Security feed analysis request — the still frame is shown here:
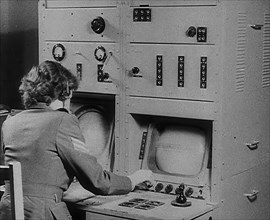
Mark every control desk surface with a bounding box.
[76,190,217,220]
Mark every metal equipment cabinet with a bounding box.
[39,0,270,219]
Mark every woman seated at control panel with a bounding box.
[0,60,153,220]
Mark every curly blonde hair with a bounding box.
[19,60,79,109]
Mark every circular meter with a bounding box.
[52,44,66,61]
[94,46,107,62]
[91,16,106,34]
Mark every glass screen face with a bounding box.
[76,107,112,168]
[148,125,207,176]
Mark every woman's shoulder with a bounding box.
[55,110,78,124]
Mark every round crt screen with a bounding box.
[76,107,111,168]
[155,125,207,176]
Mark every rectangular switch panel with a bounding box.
[200,57,207,89]
[133,8,151,22]
[197,27,207,42]
[156,55,163,86]
[76,63,82,80]
[97,64,104,82]
[139,132,148,160]
[178,56,185,87]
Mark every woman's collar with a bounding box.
[29,102,50,109]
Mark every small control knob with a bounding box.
[91,16,106,34]
[186,26,197,37]
[165,184,173,194]
[155,183,164,192]
[132,67,140,75]
[185,187,194,197]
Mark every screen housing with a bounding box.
[129,114,212,188]
[71,92,115,171]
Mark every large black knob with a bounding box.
[175,184,187,204]
[91,16,106,34]
[186,26,196,37]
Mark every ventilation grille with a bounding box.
[262,13,270,88]
[235,12,247,92]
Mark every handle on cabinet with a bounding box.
[246,141,259,150]
[244,190,259,202]
[249,24,263,30]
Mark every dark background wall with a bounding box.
[0,0,39,109]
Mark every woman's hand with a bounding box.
[128,169,154,190]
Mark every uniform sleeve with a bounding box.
[56,113,132,195]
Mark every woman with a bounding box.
[0,60,152,220]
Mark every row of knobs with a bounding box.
[154,182,193,197]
